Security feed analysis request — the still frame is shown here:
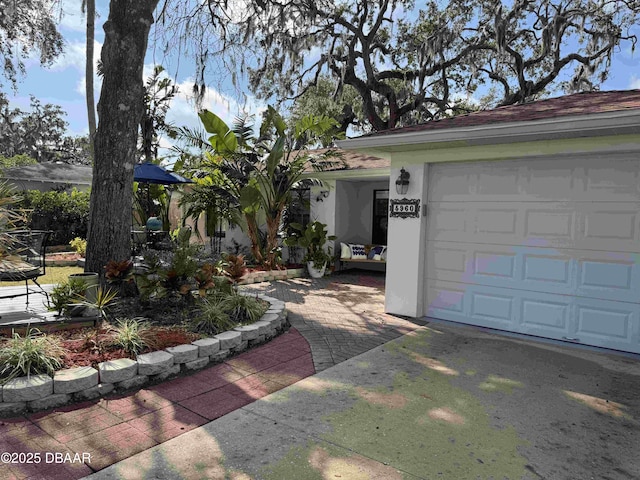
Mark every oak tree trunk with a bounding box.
[85,0,159,275]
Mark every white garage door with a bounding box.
[426,156,640,354]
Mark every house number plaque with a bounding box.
[390,198,420,218]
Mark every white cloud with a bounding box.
[51,39,102,73]
[630,76,640,89]
[58,0,88,32]
[166,75,265,133]
[58,0,108,35]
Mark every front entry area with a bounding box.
[425,156,640,354]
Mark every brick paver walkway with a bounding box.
[243,271,423,371]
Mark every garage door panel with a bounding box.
[574,299,640,352]
[429,201,640,252]
[582,204,640,246]
[427,281,640,353]
[584,163,640,199]
[521,298,571,333]
[522,254,571,286]
[575,252,640,302]
[475,209,518,235]
[429,242,640,303]
[427,242,575,296]
[524,209,575,240]
[470,292,514,324]
[429,156,640,203]
[474,250,516,279]
[428,285,465,314]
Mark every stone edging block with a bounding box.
[0,295,289,415]
[54,366,99,394]
[3,375,53,402]
[192,338,220,357]
[165,344,198,364]
[98,358,138,384]
[137,351,174,376]
[234,324,261,341]
[215,331,242,350]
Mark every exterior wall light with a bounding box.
[316,190,330,202]
[395,167,410,195]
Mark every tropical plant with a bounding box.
[192,296,234,335]
[164,228,200,298]
[193,107,344,270]
[140,65,179,163]
[49,277,89,316]
[135,251,167,303]
[111,317,156,357]
[82,287,119,322]
[105,259,137,297]
[222,253,248,285]
[194,262,220,297]
[0,329,64,382]
[285,221,337,269]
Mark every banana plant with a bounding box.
[192,107,345,270]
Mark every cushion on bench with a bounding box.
[340,243,387,261]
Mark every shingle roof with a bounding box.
[3,162,92,184]
[305,148,390,172]
[361,89,640,138]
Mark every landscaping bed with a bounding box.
[0,293,288,416]
[56,325,202,370]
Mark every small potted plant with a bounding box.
[284,221,336,278]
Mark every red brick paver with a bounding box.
[0,328,313,479]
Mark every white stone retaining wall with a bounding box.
[0,294,288,417]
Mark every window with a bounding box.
[372,189,389,245]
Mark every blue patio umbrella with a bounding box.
[133,162,193,225]
[133,162,193,185]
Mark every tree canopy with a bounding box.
[0,92,91,164]
[0,0,64,88]
[217,0,640,130]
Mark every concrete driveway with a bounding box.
[87,314,640,480]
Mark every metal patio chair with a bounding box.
[0,230,52,309]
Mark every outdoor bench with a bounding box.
[338,242,387,271]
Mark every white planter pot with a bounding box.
[307,262,326,278]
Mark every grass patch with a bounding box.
[0,266,83,287]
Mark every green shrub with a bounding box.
[0,329,64,382]
[111,318,155,357]
[20,188,90,245]
[69,237,87,256]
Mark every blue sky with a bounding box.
[5,0,259,145]
[4,0,640,144]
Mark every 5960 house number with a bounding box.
[390,198,420,218]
